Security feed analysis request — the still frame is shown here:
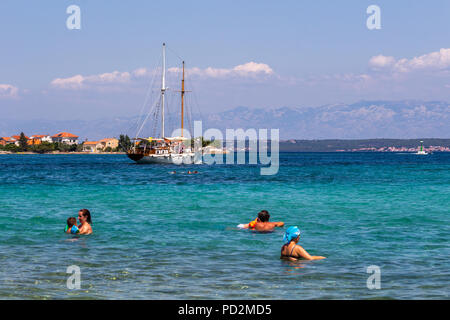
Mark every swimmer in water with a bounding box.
[170,171,176,174]
[65,217,79,234]
[77,209,93,235]
[238,210,284,232]
[280,226,325,261]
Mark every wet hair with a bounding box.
[79,209,92,224]
[257,210,270,222]
[67,217,77,227]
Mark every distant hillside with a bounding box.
[1,100,449,140]
[279,139,450,152]
[202,100,450,139]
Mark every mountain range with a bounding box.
[1,100,449,140]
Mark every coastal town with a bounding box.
[0,131,228,154]
[0,132,122,154]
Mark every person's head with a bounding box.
[67,217,77,228]
[78,209,92,224]
[257,210,270,222]
[283,226,301,245]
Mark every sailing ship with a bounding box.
[127,43,202,165]
[416,140,428,155]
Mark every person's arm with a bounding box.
[295,245,326,260]
[273,221,284,227]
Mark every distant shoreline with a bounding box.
[278,138,450,152]
[0,151,126,155]
[1,138,450,154]
[1,151,450,155]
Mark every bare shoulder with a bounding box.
[79,223,93,234]
[293,245,306,256]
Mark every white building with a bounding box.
[82,141,102,153]
[51,132,79,145]
[30,135,52,143]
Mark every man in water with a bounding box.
[239,210,284,232]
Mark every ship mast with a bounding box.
[161,43,166,138]
[181,61,185,137]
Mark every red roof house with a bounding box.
[51,132,79,145]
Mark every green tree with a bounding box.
[188,137,212,148]
[69,143,78,152]
[53,142,71,152]
[4,144,20,152]
[117,134,132,152]
[202,137,213,148]
[18,132,28,151]
[30,142,55,154]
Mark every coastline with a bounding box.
[0,151,126,155]
[2,150,450,155]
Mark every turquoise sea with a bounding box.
[0,153,448,299]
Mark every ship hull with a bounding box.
[127,152,202,165]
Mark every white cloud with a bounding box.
[93,71,131,83]
[51,71,131,89]
[0,84,19,98]
[233,62,274,75]
[50,75,84,89]
[369,55,396,68]
[50,62,274,90]
[133,68,149,77]
[369,48,450,73]
[168,61,274,78]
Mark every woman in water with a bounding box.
[281,226,325,261]
[78,209,93,235]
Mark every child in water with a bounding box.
[64,217,80,234]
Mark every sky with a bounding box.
[0,0,449,121]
